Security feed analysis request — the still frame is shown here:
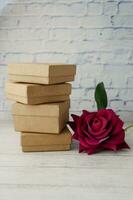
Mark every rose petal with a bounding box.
[84,112,96,125]
[88,124,112,140]
[86,145,103,155]
[102,143,117,151]
[117,141,130,150]
[87,148,95,155]
[81,128,99,143]
[72,132,79,140]
[71,114,80,124]
[82,110,90,117]
[97,109,112,121]
[111,118,124,135]
[84,137,100,146]
[68,121,76,132]
[104,130,125,146]
[99,116,108,129]
[91,118,102,130]
[79,137,89,148]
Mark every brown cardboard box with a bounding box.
[21,127,72,152]
[21,127,72,146]
[22,144,71,152]
[12,101,70,134]
[5,82,71,104]
[8,63,76,84]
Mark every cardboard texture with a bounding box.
[5,82,71,104]
[21,127,72,146]
[8,63,76,84]
[22,144,71,152]
[12,101,70,134]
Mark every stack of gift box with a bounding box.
[5,63,76,152]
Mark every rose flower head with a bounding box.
[68,82,129,155]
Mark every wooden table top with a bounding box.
[0,121,133,200]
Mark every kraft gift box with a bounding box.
[5,82,71,105]
[8,63,76,84]
[21,127,71,152]
[12,101,70,134]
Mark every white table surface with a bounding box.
[0,121,133,200]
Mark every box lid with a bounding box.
[5,82,71,97]
[8,63,76,77]
[21,127,72,146]
[12,101,70,117]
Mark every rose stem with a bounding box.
[124,124,133,132]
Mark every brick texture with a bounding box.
[0,0,133,122]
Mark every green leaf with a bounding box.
[94,82,108,110]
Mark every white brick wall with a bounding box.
[0,0,133,122]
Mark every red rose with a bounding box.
[68,109,129,155]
